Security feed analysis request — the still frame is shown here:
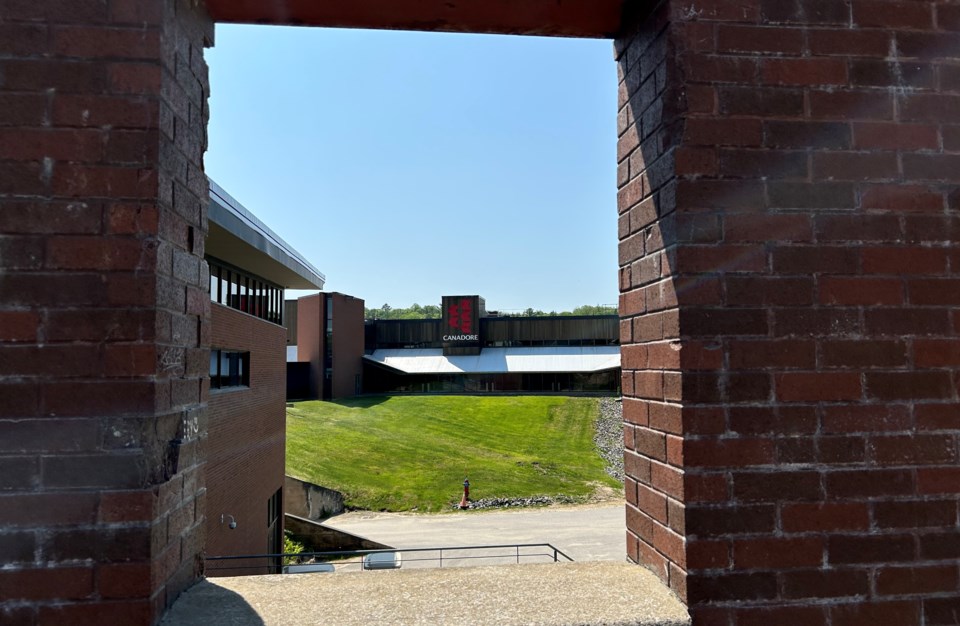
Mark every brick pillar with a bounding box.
[617,2,960,624]
[0,1,213,623]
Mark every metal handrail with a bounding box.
[206,543,574,574]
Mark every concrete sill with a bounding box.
[162,561,690,626]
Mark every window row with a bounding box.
[208,258,284,325]
[210,349,250,389]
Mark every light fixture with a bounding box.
[221,514,238,530]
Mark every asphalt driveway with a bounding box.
[321,501,627,567]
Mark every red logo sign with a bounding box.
[447,298,473,334]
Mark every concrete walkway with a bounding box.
[161,562,690,626]
[323,501,627,563]
[162,502,692,625]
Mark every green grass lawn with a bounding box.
[286,395,620,513]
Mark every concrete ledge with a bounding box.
[162,561,690,625]
[284,514,390,553]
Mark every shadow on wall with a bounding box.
[159,580,265,626]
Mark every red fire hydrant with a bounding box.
[459,478,470,509]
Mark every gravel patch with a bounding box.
[462,495,579,510]
[594,396,624,483]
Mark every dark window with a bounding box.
[207,257,284,325]
[209,349,250,389]
[322,295,334,400]
[209,265,219,302]
[266,488,283,573]
[267,488,281,527]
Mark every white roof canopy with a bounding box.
[363,347,621,375]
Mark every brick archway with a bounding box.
[1,1,958,625]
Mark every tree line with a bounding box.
[364,303,617,320]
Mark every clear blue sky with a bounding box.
[205,25,618,313]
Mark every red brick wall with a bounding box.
[0,1,212,623]
[330,293,365,399]
[616,0,687,599]
[297,293,323,399]
[617,2,960,624]
[295,293,365,400]
[206,304,286,572]
[4,1,959,623]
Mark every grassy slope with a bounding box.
[286,396,620,513]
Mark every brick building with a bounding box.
[204,182,325,572]
[288,294,621,397]
[295,292,366,400]
[1,2,958,625]
[363,296,621,394]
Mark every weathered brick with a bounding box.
[830,601,921,626]
[685,439,775,468]
[685,118,763,147]
[819,277,903,306]
[865,372,954,401]
[862,246,947,276]
[861,186,945,213]
[811,151,900,181]
[719,86,804,117]
[717,25,804,54]
[733,471,822,502]
[765,121,851,149]
[821,405,911,434]
[0,567,94,601]
[687,571,778,602]
[0,311,40,342]
[808,29,889,57]
[851,60,935,89]
[0,530,38,567]
[772,246,859,274]
[782,569,870,600]
[809,90,894,120]
[769,182,856,209]
[0,0,211,622]
[782,502,870,532]
[921,531,960,560]
[877,565,959,596]
[827,469,915,498]
[38,601,152,626]
[0,493,98,527]
[0,456,40,491]
[869,434,957,464]
[917,468,960,495]
[2,59,108,93]
[760,58,848,86]
[874,500,957,529]
[761,0,849,25]
[829,534,917,565]
[719,149,808,179]
[852,0,933,29]
[776,372,862,402]
[733,537,824,569]
[675,244,767,273]
[773,307,860,337]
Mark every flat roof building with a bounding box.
[364,302,621,394]
[290,295,621,397]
